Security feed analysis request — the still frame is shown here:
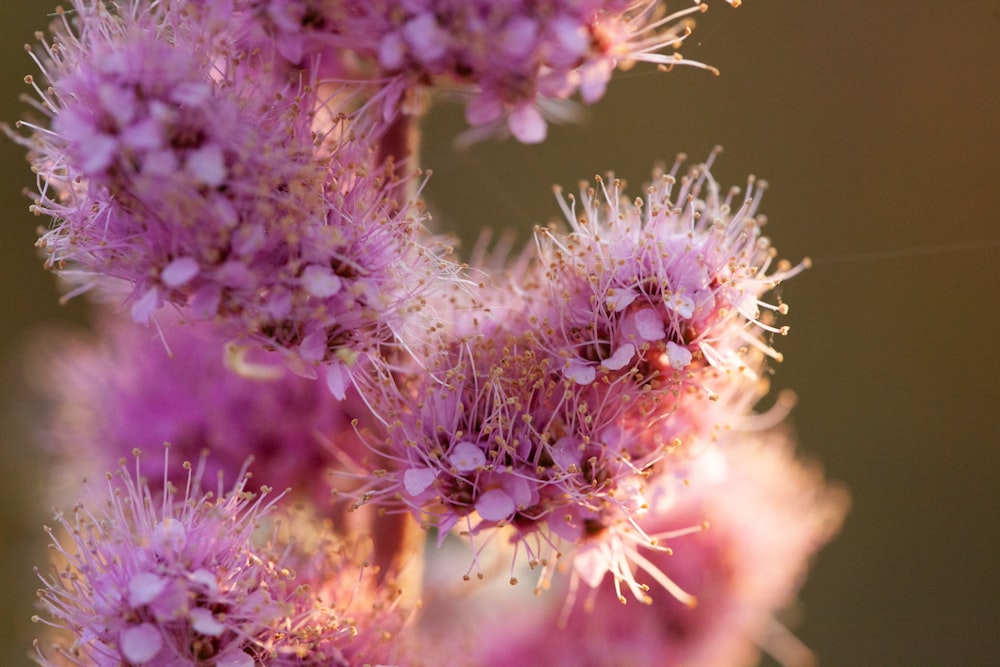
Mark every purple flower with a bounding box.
[32,451,415,666]
[10,1,456,391]
[471,429,848,667]
[351,312,661,581]
[34,310,373,508]
[527,149,809,459]
[252,0,732,143]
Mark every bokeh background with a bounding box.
[2,2,998,665]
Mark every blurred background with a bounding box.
[2,2,998,665]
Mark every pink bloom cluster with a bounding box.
[355,151,810,591]
[467,429,848,667]
[226,0,726,143]
[12,1,447,393]
[9,1,846,665]
[34,311,372,507]
[33,453,410,666]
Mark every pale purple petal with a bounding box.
[404,467,437,496]
[188,569,219,595]
[302,265,343,298]
[565,359,596,385]
[551,437,582,471]
[325,362,350,400]
[579,59,613,104]
[666,292,696,319]
[216,651,256,667]
[80,134,119,174]
[299,331,326,362]
[161,257,200,288]
[508,103,547,144]
[190,607,225,636]
[187,145,227,186]
[130,286,160,323]
[476,489,515,522]
[403,14,448,64]
[548,15,588,66]
[190,284,221,319]
[120,117,163,151]
[634,307,665,341]
[666,341,693,370]
[169,81,212,107]
[378,32,407,69]
[141,148,179,176]
[605,288,637,312]
[449,441,486,472]
[97,83,137,125]
[500,16,538,59]
[128,572,167,607]
[501,475,534,508]
[602,343,635,371]
[466,91,504,126]
[120,623,163,664]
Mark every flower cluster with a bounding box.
[33,452,411,666]
[10,1,448,393]
[224,0,732,143]
[10,1,847,665]
[467,429,848,667]
[33,311,373,508]
[354,150,810,592]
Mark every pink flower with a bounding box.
[32,451,416,666]
[10,1,456,391]
[473,429,848,667]
[34,310,372,508]
[298,0,729,143]
[526,149,809,460]
[349,309,662,580]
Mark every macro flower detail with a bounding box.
[7,2,849,665]
[472,430,848,667]
[32,452,414,667]
[9,1,455,392]
[247,0,732,143]
[518,150,808,465]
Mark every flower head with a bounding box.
[528,149,808,460]
[32,451,415,666]
[474,429,848,667]
[9,1,455,391]
[34,311,372,508]
[243,0,731,143]
[350,312,660,583]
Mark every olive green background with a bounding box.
[2,2,998,665]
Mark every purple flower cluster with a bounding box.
[468,429,848,667]
[35,311,373,508]
[12,1,448,393]
[222,0,728,143]
[9,1,846,665]
[353,151,810,592]
[33,453,410,666]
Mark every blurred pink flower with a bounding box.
[33,311,373,508]
[473,429,848,667]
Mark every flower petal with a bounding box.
[404,467,437,496]
[634,308,665,341]
[161,257,199,288]
[120,623,163,664]
[449,441,486,472]
[476,489,515,521]
[602,343,635,371]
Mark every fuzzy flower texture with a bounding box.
[11,1,845,666]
